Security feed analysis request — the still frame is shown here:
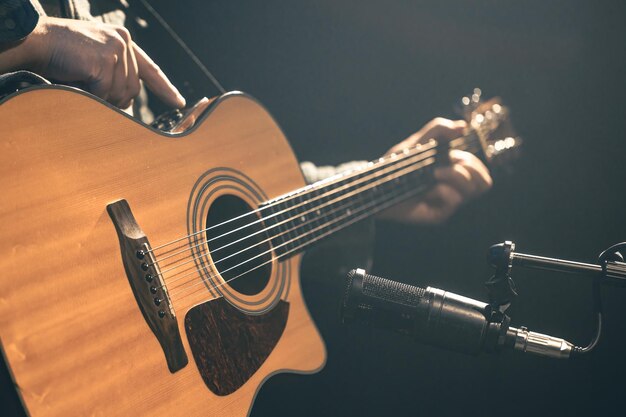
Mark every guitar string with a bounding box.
[153,147,439,279]
[174,188,427,310]
[161,152,441,293]
[151,143,438,270]
[146,139,438,258]
[167,143,476,296]
[164,143,481,298]
[145,133,478,257]
[162,158,438,285]
[172,168,434,305]
[157,141,478,289]
[153,140,477,283]
[166,139,484,301]
[172,166,443,310]
[169,142,478,306]
[149,136,479,276]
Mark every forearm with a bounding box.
[0,38,36,73]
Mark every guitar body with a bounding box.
[0,87,325,416]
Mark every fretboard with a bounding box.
[260,133,481,259]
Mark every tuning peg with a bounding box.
[471,87,482,103]
[456,87,483,121]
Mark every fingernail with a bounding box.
[176,92,186,108]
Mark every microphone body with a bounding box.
[342,269,574,358]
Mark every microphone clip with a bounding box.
[485,240,518,312]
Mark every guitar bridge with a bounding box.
[107,199,188,373]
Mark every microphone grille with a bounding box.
[362,272,425,308]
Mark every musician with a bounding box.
[0,1,492,416]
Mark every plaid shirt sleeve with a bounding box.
[300,160,369,184]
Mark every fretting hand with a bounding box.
[381,117,493,224]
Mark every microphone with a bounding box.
[341,268,575,359]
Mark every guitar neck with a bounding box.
[261,132,482,259]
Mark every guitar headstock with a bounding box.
[457,88,522,168]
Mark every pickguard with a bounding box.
[185,298,289,396]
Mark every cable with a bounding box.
[572,280,602,356]
[135,0,226,94]
[571,243,626,355]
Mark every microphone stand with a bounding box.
[486,241,626,357]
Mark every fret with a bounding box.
[260,201,284,255]
[295,193,308,224]
[290,193,309,251]
[309,187,323,232]
[282,199,298,254]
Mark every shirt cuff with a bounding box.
[300,160,369,184]
[0,1,40,43]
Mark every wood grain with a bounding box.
[0,87,326,417]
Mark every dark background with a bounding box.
[4,0,625,416]
[139,1,626,416]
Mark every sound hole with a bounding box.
[206,195,272,296]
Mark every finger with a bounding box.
[88,56,115,102]
[419,183,464,223]
[388,118,466,155]
[170,97,211,133]
[107,37,129,107]
[415,118,466,144]
[133,42,186,108]
[433,163,477,199]
[417,183,463,224]
[118,28,140,109]
[449,149,493,193]
[116,44,140,109]
[382,183,463,224]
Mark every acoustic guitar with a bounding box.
[0,86,518,416]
